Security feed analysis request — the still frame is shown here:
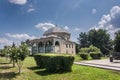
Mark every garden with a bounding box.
[0,56,120,80]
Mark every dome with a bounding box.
[43,27,70,36]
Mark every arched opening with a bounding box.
[45,41,53,53]
[55,41,60,46]
[32,43,37,54]
[55,41,60,53]
[38,42,44,53]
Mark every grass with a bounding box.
[0,56,120,80]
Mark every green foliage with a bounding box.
[79,45,102,59]
[78,29,113,55]
[90,52,102,59]
[114,30,120,52]
[18,43,30,61]
[79,53,88,60]
[1,57,120,80]
[89,45,100,52]
[77,32,89,48]
[79,48,90,53]
[34,54,74,73]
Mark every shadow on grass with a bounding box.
[0,66,13,69]
[28,66,70,76]
[28,66,41,70]
[0,62,10,64]
[0,72,18,79]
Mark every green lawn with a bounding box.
[0,56,120,80]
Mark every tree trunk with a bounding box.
[13,59,15,67]
[17,60,23,74]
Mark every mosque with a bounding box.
[28,26,76,54]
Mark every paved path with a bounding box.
[74,59,120,71]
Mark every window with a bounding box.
[66,44,68,48]
[72,44,73,48]
[55,41,60,46]
[69,44,71,48]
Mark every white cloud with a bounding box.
[64,26,69,30]
[90,6,120,39]
[27,4,35,13]
[74,28,80,31]
[0,38,12,49]
[27,8,35,12]
[6,33,36,40]
[92,8,97,14]
[35,22,55,31]
[9,0,27,5]
[0,38,10,44]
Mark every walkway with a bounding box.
[74,59,120,71]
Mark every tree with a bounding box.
[10,43,18,67]
[78,29,112,55]
[114,30,120,52]
[16,43,30,74]
[75,43,80,54]
[88,29,112,55]
[77,32,89,48]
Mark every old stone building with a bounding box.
[28,26,76,54]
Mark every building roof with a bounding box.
[43,27,70,36]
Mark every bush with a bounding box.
[34,54,74,73]
[89,45,100,52]
[79,53,88,60]
[79,48,90,53]
[90,52,102,59]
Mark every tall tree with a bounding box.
[10,43,18,67]
[78,29,112,55]
[114,30,120,52]
[77,32,89,48]
[88,29,112,55]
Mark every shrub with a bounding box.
[90,52,102,59]
[79,48,90,53]
[89,45,100,52]
[79,53,88,60]
[34,54,49,68]
[34,54,74,73]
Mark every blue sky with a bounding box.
[0,0,120,49]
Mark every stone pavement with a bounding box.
[74,59,120,71]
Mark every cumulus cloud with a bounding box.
[9,0,27,5]
[6,33,36,40]
[0,38,10,44]
[91,6,120,39]
[64,26,69,30]
[35,22,55,31]
[92,8,97,14]
[0,38,12,49]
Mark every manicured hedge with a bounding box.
[90,52,102,59]
[34,54,74,73]
[79,53,88,60]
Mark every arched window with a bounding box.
[38,42,43,47]
[33,43,37,47]
[45,41,53,53]
[45,41,52,46]
[55,41,60,46]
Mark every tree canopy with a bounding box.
[78,29,112,55]
[114,30,120,52]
